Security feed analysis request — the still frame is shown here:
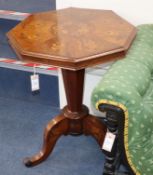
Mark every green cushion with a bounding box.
[92,24,153,175]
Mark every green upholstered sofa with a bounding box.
[92,24,153,175]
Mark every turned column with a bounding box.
[62,69,85,113]
[61,69,89,135]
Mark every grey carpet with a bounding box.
[0,0,55,13]
[0,97,104,175]
[0,67,59,107]
[0,19,20,58]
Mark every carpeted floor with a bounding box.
[0,0,55,13]
[0,19,20,58]
[0,96,104,175]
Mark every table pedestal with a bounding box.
[24,69,106,167]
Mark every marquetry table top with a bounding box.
[7,8,137,70]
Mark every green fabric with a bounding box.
[92,24,153,175]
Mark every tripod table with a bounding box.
[7,7,136,167]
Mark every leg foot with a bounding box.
[24,115,69,167]
[24,157,34,167]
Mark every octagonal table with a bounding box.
[7,8,136,169]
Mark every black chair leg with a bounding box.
[102,110,119,175]
[98,105,132,175]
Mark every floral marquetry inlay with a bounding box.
[7,8,136,70]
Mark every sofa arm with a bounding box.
[91,24,153,175]
[92,81,141,112]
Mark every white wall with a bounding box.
[57,0,153,115]
[56,0,153,25]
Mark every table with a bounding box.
[7,8,136,168]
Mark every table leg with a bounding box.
[24,69,106,167]
[24,114,69,167]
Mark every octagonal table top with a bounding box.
[7,8,137,70]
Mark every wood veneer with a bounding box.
[7,8,136,172]
[7,8,136,70]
